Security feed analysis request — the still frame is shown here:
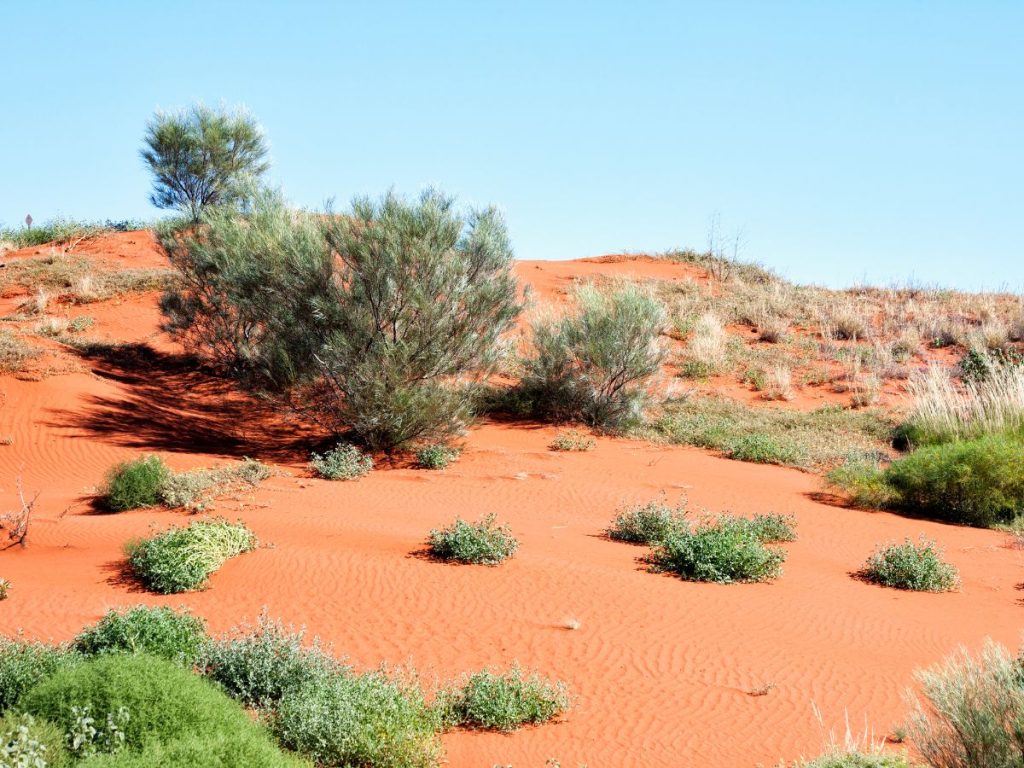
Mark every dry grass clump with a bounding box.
[0,330,40,374]
[1,252,173,304]
[762,365,795,401]
[680,312,728,378]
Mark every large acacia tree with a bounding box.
[142,105,269,221]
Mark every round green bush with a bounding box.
[648,517,786,583]
[20,654,262,752]
[101,457,171,512]
[74,606,208,665]
[607,500,688,545]
[860,538,959,592]
[309,443,373,480]
[427,514,519,565]
[442,665,570,732]
[78,732,307,768]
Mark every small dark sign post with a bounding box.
[24,215,32,229]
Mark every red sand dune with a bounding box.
[1,235,1021,767]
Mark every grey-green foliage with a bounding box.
[0,638,79,713]
[66,705,129,760]
[522,283,665,429]
[607,499,688,544]
[0,713,69,768]
[73,606,208,666]
[141,104,269,221]
[428,514,519,565]
[860,537,959,592]
[647,516,787,583]
[438,665,570,732]
[309,443,373,480]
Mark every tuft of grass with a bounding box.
[159,458,272,511]
[607,499,688,544]
[647,516,788,584]
[309,443,373,480]
[126,518,256,594]
[100,456,171,512]
[859,537,959,592]
[1,251,173,302]
[0,330,40,374]
[415,444,460,470]
[0,578,9,600]
[428,514,519,565]
[438,665,570,732]
[548,430,596,452]
[74,606,208,665]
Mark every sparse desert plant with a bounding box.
[126,518,256,594]
[0,636,79,712]
[827,304,870,341]
[141,104,269,221]
[755,311,790,343]
[548,429,596,452]
[1,476,38,550]
[439,665,570,732]
[647,516,787,583]
[273,668,440,768]
[200,612,346,710]
[74,606,208,665]
[309,443,373,480]
[740,513,799,543]
[763,365,795,401]
[0,330,40,374]
[607,499,688,544]
[159,458,272,511]
[100,456,171,512]
[725,433,806,466]
[521,282,665,429]
[416,444,460,470]
[681,311,728,378]
[428,514,519,565]
[859,538,959,592]
[0,579,9,600]
[907,639,1024,768]
[795,752,911,767]
[850,372,883,408]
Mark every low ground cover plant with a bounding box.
[438,665,570,732]
[309,443,373,480]
[126,518,256,594]
[415,444,460,470]
[859,538,959,592]
[0,330,40,374]
[647,515,788,583]
[607,499,688,544]
[73,606,208,666]
[548,430,596,452]
[427,514,519,565]
[795,753,911,767]
[101,457,272,512]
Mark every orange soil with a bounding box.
[2,235,1021,767]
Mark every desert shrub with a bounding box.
[141,104,269,221]
[100,456,171,512]
[200,613,345,710]
[740,513,798,543]
[159,458,272,511]
[79,732,307,768]
[647,517,786,583]
[73,606,208,665]
[309,443,373,480]
[273,669,440,768]
[607,499,688,544]
[907,639,1024,768]
[0,331,40,375]
[725,433,806,466]
[20,654,276,754]
[427,514,519,565]
[548,430,595,452]
[0,712,70,768]
[520,282,665,429]
[859,538,959,592]
[825,458,895,509]
[0,637,79,713]
[439,665,570,732]
[882,434,1024,527]
[126,518,256,594]
[681,312,729,378]
[415,444,460,470]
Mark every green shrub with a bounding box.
[740,513,798,543]
[200,613,345,710]
[309,443,373,480]
[141,104,269,221]
[126,518,256,594]
[20,655,262,752]
[647,517,787,583]
[78,732,307,768]
[724,433,806,466]
[607,500,688,544]
[439,665,569,732]
[0,637,79,712]
[520,283,665,429]
[159,459,272,512]
[415,444,459,470]
[548,430,596,452]
[0,712,71,768]
[826,458,895,509]
[74,606,208,665]
[428,514,519,565]
[860,538,959,592]
[274,670,440,768]
[100,457,171,512]
[883,434,1024,526]
[908,640,1024,768]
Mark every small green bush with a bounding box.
[427,514,519,565]
[0,637,79,712]
[647,517,787,583]
[20,655,261,752]
[607,500,688,544]
[548,430,596,452]
[415,444,459,470]
[200,613,345,710]
[0,712,71,768]
[439,665,570,732]
[74,606,208,665]
[860,538,959,592]
[274,670,440,768]
[126,518,256,594]
[100,457,171,512]
[740,513,798,543]
[309,443,373,480]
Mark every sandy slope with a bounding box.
[1,235,1021,767]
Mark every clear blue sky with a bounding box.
[2,1,1020,290]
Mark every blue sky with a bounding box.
[1,1,1020,290]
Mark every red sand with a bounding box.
[2,236,1021,767]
